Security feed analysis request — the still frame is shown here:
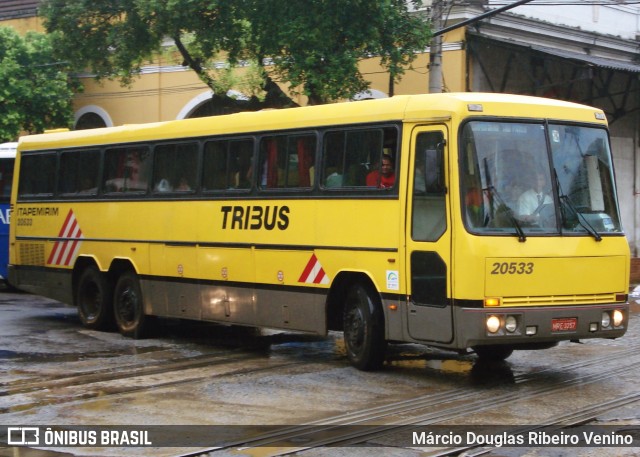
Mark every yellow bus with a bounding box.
[9,93,629,370]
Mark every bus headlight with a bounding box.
[486,315,501,334]
[612,309,624,327]
[601,312,611,328]
[505,315,517,333]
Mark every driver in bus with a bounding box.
[518,171,552,222]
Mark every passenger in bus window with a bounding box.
[366,154,395,188]
[155,178,172,192]
[325,169,343,187]
[176,176,191,191]
[323,147,343,188]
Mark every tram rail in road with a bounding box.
[1,293,639,457]
[174,348,640,457]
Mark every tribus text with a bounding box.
[220,205,290,230]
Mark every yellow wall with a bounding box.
[1,17,44,34]
[3,15,469,127]
[76,68,207,125]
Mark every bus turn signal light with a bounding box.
[485,297,501,307]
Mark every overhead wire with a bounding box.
[489,1,640,5]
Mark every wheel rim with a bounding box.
[116,284,138,327]
[345,297,366,355]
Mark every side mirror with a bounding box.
[424,140,446,194]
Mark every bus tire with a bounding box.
[343,282,387,371]
[473,345,514,362]
[113,271,146,338]
[76,266,113,330]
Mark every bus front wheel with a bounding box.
[343,283,387,371]
[76,266,112,330]
[113,271,146,338]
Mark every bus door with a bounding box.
[405,126,453,343]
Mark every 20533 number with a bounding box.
[491,262,534,275]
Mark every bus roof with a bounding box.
[0,142,17,159]
[17,93,607,151]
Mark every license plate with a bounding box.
[552,318,577,332]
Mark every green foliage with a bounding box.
[41,0,432,106]
[0,27,76,142]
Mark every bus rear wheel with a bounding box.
[113,271,146,338]
[76,266,112,330]
[343,283,387,371]
[473,345,514,362]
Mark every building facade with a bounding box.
[2,0,640,258]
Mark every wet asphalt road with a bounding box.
[0,288,639,457]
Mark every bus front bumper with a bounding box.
[456,303,628,349]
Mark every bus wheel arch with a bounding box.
[109,260,146,339]
[73,257,113,330]
[329,272,387,371]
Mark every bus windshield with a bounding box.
[460,121,622,238]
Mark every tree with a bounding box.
[250,0,430,104]
[41,0,431,108]
[0,27,76,142]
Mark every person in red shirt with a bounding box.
[366,154,395,188]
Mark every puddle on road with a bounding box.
[0,346,168,363]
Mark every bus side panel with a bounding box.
[254,249,326,334]
[10,264,73,305]
[199,246,256,325]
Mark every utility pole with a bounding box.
[428,0,445,94]
[427,0,538,94]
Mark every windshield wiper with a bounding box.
[485,185,526,242]
[558,194,602,241]
[553,169,601,241]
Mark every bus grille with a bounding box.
[501,293,618,306]
[19,243,45,266]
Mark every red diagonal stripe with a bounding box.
[48,210,82,265]
[54,219,76,265]
[48,210,75,264]
[298,254,318,283]
[313,268,326,284]
[58,209,74,237]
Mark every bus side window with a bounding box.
[322,131,345,188]
[346,130,381,187]
[18,153,57,197]
[203,140,229,191]
[259,137,283,189]
[104,147,151,194]
[0,158,14,200]
[412,131,446,241]
[153,142,197,193]
[287,134,316,188]
[229,139,254,190]
[322,126,398,190]
[259,134,315,189]
[59,150,100,195]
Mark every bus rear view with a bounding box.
[0,142,16,282]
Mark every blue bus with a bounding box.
[0,142,16,282]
